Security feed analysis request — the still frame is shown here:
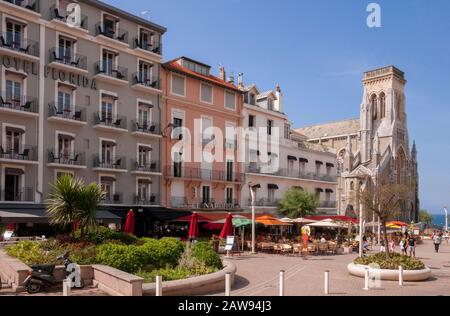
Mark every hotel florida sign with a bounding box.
[1,55,97,90]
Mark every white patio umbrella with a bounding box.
[280,218,294,223]
[293,218,316,224]
[306,221,346,228]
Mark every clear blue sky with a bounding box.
[105,0,450,214]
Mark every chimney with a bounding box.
[238,73,244,89]
[219,65,226,81]
[227,72,235,85]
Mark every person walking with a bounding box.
[433,233,442,253]
[407,235,417,258]
[389,238,395,253]
[379,238,386,253]
[399,236,407,256]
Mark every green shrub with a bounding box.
[5,241,59,265]
[74,226,138,245]
[140,238,184,268]
[135,266,192,283]
[354,252,425,270]
[96,243,147,273]
[191,241,223,270]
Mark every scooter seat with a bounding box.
[31,264,55,273]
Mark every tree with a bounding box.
[46,175,105,236]
[359,182,410,258]
[278,188,318,219]
[419,209,433,229]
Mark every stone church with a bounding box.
[295,66,419,222]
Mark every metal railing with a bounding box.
[48,103,86,122]
[0,145,37,161]
[0,187,34,202]
[93,155,126,169]
[247,198,281,207]
[93,112,127,130]
[101,192,123,204]
[133,194,160,206]
[95,23,128,44]
[245,164,337,182]
[49,5,88,30]
[0,32,39,57]
[131,159,161,173]
[132,37,162,55]
[131,120,161,135]
[47,149,85,166]
[49,47,87,70]
[3,0,40,13]
[95,61,128,81]
[131,72,160,89]
[165,166,244,182]
[170,197,241,210]
[318,201,337,208]
[0,92,38,113]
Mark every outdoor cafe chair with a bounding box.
[318,243,328,255]
[280,244,292,255]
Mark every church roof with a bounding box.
[295,118,360,140]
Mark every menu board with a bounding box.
[224,236,236,251]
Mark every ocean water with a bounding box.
[432,214,447,228]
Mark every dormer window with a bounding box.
[180,58,210,76]
[268,98,274,111]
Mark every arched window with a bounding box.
[350,181,354,190]
[370,94,377,120]
[379,92,386,118]
[396,93,403,120]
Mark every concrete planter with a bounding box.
[142,259,237,296]
[347,262,432,281]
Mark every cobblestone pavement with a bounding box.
[221,240,450,296]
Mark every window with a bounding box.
[138,103,152,127]
[137,180,150,201]
[226,160,233,182]
[201,117,212,143]
[103,16,117,37]
[102,50,115,75]
[5,127,22,155]
[101,95,114,124]
[138,61,153,85]
[5,76,22,108]
[171,74,185,96]
[315,161,322,175]
[200,83,213,103]
[248,115,255,128]
[58,36,74,62]
[226,187,233,204]
[268,189,275,202]
[288,159,294,172]
[379,93,386,118]
[267,120,273,136]
[101,141,115,164]
[173,161,182,177]
[225,91,236,110]
[371,94,377,120]
[202,186,211,204]
[100,177,115,201]
[268,98,274,111]
[248,93,255,105]
[172,117,183,140]
[139,29,152,50]
[299,161,306,173]
[57,86,72,115]
[138,146,151,166]
[57,134,73,161]
[6,20,24,50]
[284,124,290,139]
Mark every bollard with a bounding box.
[279,270,285,296]
[324,270,329,295]
[63,279,71,296]
[155,276,162,296]
[225,273,231,296]
[398,266,403,286]
[363,268,369,290]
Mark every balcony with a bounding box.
[48,48,88,74]
[0,32,39,60]
[245,164,337,183]
[318,201,337,208]
[0,187,34,202]
[1,0,40,15]
[247,198,280,208]
[133,194,160,206]
[132,37,162,56]
[93,113,128,133]
[131,160,161,175]
[130,121,161,138]
[47,149,86,169]
[0,92,38,118]
[131,73,161,93]
[101,192,123,205]
[95,23,129,46]
[0,145,38,165]
[170,197,241,210]
[94,61,128,85]
[93,155,127,173]
[47,103,87,126]
[49,5,88,32]
[165,166,244,183]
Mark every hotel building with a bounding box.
[161,57,244,213]
[0,0,181,235]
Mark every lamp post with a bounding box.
[445,206,448,232]
[359,202,364,257]
[248,183,260,254]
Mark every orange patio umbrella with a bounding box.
[256,215,292,226]
[387,221,408,227]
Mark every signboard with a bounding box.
[3,231,13,241]
[224,236,236,251]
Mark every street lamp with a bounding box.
[248,182,261,254]
[444,206,448,232]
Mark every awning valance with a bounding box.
[6,127,25,134]
[58,134,75,141]
[138,179,152,184]
[287,155,297,161]
[316,188,324,193]
[101,176,116,182]
[325,189,334,193]
[299,158,309,163]
[5,168,24,176]
[102,140,117,147]
[326,163,335,168]
[315,160,324,165]
[268,184,279,190]
[101,93,119,100]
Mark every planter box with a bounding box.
[347,263,432,281]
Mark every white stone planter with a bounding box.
[347,263,432,281]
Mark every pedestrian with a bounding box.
[407,235,416,258]
[379,238,386,253]
[399,237,406,256]
[389,238,395,253]
[433,233,442,253]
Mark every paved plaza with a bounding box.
[223,240,450,296]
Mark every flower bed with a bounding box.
[353,253,425,270]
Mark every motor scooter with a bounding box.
[23,251,85,294]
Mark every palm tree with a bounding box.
[46,175,105,236]
[278,188,318,219]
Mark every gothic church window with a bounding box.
[379,92,386,118]
[370,94,377,120]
